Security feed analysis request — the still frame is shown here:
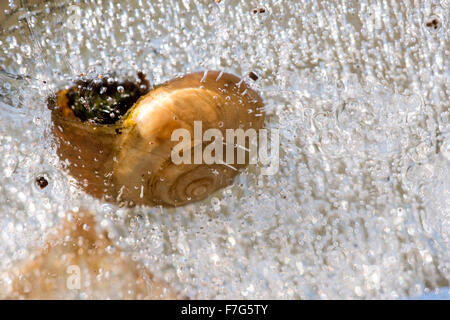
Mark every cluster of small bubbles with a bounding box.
[1,0,449,299]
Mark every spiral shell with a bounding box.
[52,71,265,206]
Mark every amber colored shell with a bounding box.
[52,71,265,206]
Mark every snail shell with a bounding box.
[3,210,182,299]
[52,71,265,206]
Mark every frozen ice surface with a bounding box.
[0,0,449,299]
[409,286,450,300]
